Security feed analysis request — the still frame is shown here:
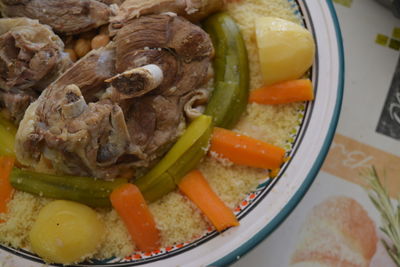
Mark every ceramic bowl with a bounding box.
[0,0,344,266]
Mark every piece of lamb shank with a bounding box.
[15,12,216,179]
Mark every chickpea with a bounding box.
[74,38,91,58]
[64,48,77,62]
[99,25,109,35]
[80,30,97,40]
[91,34,110,50]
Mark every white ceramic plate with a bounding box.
[0,0,344,266]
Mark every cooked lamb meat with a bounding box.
[0,0,110,34]
[183,88,209,121]
[16,14,214,179]
[105,64,164,99]
[0,18,72,122]
[110,14,214,158]
[98,0,123,5]
[114,14,214,96]
[0,90,35,122]
[124,95,183,159]
[0,18,66,90]
[110,0,224,32]
[16,84,142,178]
[54,45,116,102]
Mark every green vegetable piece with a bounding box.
[0,115,16,156]
[135,115,213,202]
[168,124,212,184]
[203,12,249,129]
[136,172,176,203]
[10,168,127,207]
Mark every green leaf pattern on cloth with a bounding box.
[365,167,400,266]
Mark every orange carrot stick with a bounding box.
[110,184,160,252]
[0,156,15,221]
[210,127,285,169]
[178,170,239,232]
[249,79,314,105]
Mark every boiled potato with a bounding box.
[29,200,105,264]
[255,17,315,85]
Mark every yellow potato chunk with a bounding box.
[255,17,315,85]
[29,200,105,264]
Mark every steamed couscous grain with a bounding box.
[236,102,303,148]
[0,0,304,260]
[95,209,135,259]
[150,192,210,247]
[0,192,50,249]
[199,157,266,209]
